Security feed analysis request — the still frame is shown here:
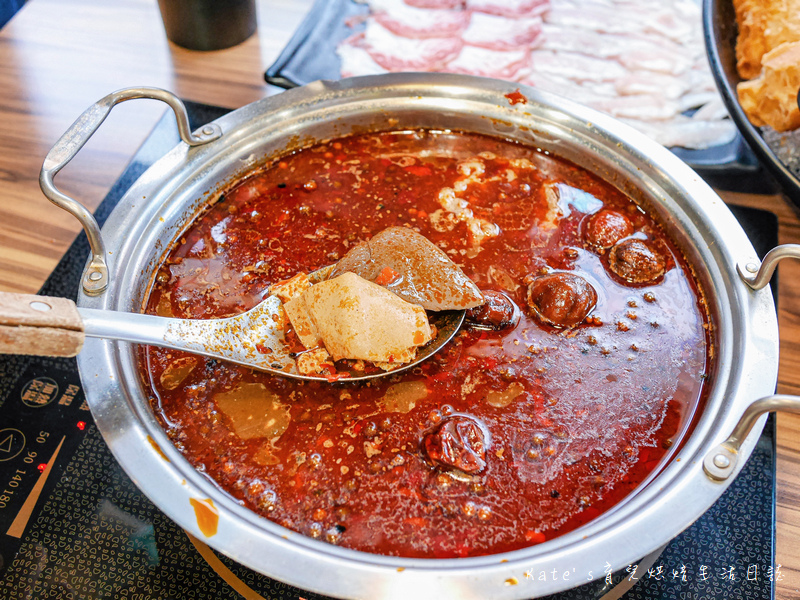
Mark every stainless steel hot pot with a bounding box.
[39,73,800,599]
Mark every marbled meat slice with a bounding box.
[530,49,627,83]
[539,25,694,76]
[370,0,471,38]
[466,0,549,18]
[363,21,462,70]
[445,45,530,79]
[296,272,433,363]
[617,116,736,150]
[405,0,465,7]
[338,35,389,78]
[328,226,484,311]
[545,1,697,46]
[588,94,684,121]
[462,12,543,50]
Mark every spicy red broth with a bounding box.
[141,130,711,558]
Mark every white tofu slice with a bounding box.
[296,272,432,363]
[283,294,322,349]
[269,272,311,304]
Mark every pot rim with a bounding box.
[75,73,778,599]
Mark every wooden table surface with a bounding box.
[0,0,798,597]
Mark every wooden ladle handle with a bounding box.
[0,292,85,357]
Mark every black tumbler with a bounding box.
[157,0,257,51]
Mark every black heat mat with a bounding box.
[0,102,779,599]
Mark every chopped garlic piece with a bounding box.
[297,347,335,376]
[431,158,502,249]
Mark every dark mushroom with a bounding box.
[424,416,487,474]
[466,290,520,330]
[608,239,666,283]
[526,272,598,328]
[584,209,634,250]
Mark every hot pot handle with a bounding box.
[704,244,800,481]
[704,395,800,481]
[38,87,222,296]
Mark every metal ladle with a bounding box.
[0,291,464,382]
